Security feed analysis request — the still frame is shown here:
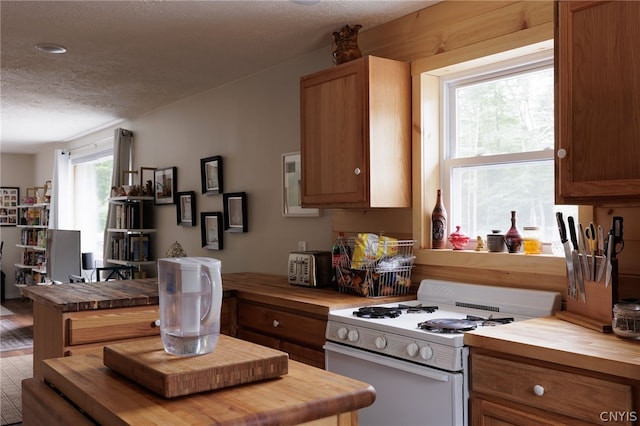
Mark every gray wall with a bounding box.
[13,48,336,287]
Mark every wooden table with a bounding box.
[22,340,376,426]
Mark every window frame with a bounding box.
[439,55,557,245]
[69,145,113,267]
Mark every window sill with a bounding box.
[414,248,567,278]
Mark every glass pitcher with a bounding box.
[157,257,223,356]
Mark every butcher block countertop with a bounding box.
[464,316,640,380]
[38,345,376,425]
[21,272,414,313]
[21,278,160,311]
[222,272,416,314]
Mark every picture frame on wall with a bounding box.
[154,167,177,205]
[201,211,223,250]
[0,187,19,226]
[282,152,320,217]
[139,167,156,197]
[200,155,223,195]
[176,191,196,226]
[223,192,247,233]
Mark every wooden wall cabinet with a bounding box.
[555,1,640,204]
[470,349,637,425]
[300,55,411,208]
[236,300,327,368]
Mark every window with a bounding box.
[439,53,576,247]
[70,150,113,266]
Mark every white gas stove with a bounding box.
[324,279,561,426]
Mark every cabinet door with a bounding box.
[556,1,640,203]
[300,59,369,207]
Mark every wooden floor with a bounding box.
[1,297,34,358]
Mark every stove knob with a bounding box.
[347,329,359,342]
[337,327,348,340]
[406,342,419,357]
[420,345,434,360]
[374,336,387,349]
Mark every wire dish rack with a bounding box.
[333,237,415,297]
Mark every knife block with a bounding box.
[556,256,618,332]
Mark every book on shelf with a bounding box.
[113,202,151,229]
[110,233,150,262]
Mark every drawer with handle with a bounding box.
[471,352,633,424]
[66,306,160,346]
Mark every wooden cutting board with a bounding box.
[103,335,288,398]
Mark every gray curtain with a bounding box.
[102,128,133,265]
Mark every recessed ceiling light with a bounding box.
[35,43,67,54]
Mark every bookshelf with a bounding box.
[15,203,49,285]
[106,196,155,271]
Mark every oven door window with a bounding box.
[325,342,466,426]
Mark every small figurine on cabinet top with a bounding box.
[332,24,363,65]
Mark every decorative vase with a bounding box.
[505,211,523,253]
[431,189,447,249]
[448,226,470,250]
[332,24,363,65]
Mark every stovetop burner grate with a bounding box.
[353,306,403,318]
[418,315,515,333]
[353,304,439,318]
[398,304,438,313]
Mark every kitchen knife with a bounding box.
[577,223,591,282]
[556,212,577,300]
[596,232,607,283]
[605,216,624,288]
[568,216,586,302]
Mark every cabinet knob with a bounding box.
[557,149,567,159]
[272,319,280,328]
[354,168,361,176]
[533,384,545,396]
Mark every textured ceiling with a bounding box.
[1,0,438,154]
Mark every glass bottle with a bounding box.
[505,211,523,253]
[523,226,542,254]
[431,189,447,249]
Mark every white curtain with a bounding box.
[103,128,133,264]
[49,149,72,230]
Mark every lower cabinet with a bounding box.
[469,349,637,426]
[236,300,326,368]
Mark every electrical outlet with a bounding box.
[298,241,307,251]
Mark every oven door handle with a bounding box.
[324,342,452,382]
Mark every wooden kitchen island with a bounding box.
[21,273,415,378]
[22,339,376,426]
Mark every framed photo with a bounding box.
[0,187,19,226]
[201,212,223,250]
[282,152,319,217]
[154,167,177,205]
[200,155,223,195]
[176,191,196,226]
[223,192,247,233]
[139,167,156,197]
